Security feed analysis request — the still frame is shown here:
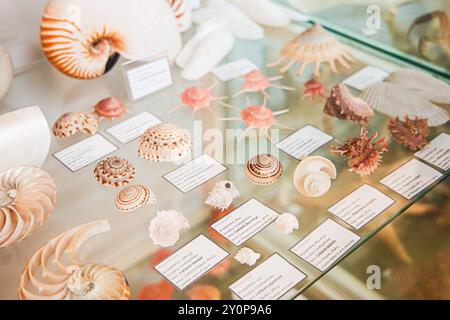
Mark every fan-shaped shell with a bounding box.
[0,106,51,173]
[94,97,127,121]
[53,112,99,138]
[115,185,156,212]
[245,154,283,185]
[168,0,192,32]
[293,156,337,198]
[40,0,181,79]
[18,220,130,300]
[0,45,13,102]
[138,123,192,162]
[0,166,56,248]
[94,156,135,187]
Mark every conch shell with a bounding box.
[53,112,99,138]
[18,220,130,300]
[205,181,240,212]
[234,247,261,266]
[40,0,181,79]
[293,156,337,198]
[94,156,135,187]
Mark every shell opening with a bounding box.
[0,189,17,207]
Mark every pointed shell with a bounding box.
[234,247,261,266]
[245,154,283,185]
[205,181,240,212]
[293,156,337,197]
[53,112,99,138]
[94,97,127,121]
[115,185,156,212]
[18,220,130,300]
[94,156,135,187]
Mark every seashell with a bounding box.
[228,0,290,28]
[53,112,99,138]
[0,166,56,248]
[234,247,261,266]
[301,79,326,101]
[360,82,449,127]
[267,24,356,77]
[40,0,181,80]
[186,284,221,300]
[324,84,374,125]
[168,0,192,32]
[275,213,299,235]
[293,156,337,198]
[138,123,192,163]
[94,156,135,187]
[0,45,13,102]
[115,185,156,212]
[138,280,174,300]
[233,70,295,100]
[18,220,130,300]
[388,116,429,151]
[169,85,228,116]
[205,181,240,212]
[245,154,283,185]
[149,210,190,248]
[0,106,51,173]
[94,97,128,121]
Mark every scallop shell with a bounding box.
[53,112,99,138]
[234,247,261,266]
[94,156,135,187]
[0,45,13,102]
[168,0,192,32]
[0,166,56,248]
[293,156,337,198]
[40,0,181,80]
[0,106,51,173]
[205,181,240,212]
[138,123,192,162]
[115,185,156,212]
[94,97,127,121]
[245,154,283,185]
[18,220,130,300]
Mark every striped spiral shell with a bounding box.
[53,112,99,138]
[18,220,130,300]
[168,0,192,32]
[245,154,283,185]
[115,185,156,213]
[0,166,56,248]
[94,156,135,187]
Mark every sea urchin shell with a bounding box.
[94,156,135,187]
[388,116,429,151]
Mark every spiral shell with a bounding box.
[18,220,130,300]
[94,156,135,187]
[293,156,337,198]
[168,0,192,32]
[115,185,156,212]
[245,154,283,185]
[0,166,56,248]
[234,247,261,266]
[53,112,99,138]
[94,97,127,121]
[138,123,192,162]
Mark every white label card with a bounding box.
[329,184,395,230]
[343,65,389,91]
[106,112,162,144]
[210,198,280,246]
[415,133,450,171]
[124,56,173,101]
[229,254,307,300]
[155,235,229,290]
[380,159,443,200]
[164,154,227,193]
[276,125,333,160]
[291,219,360,272]
[53,134,118,172]
[212,59,258,82]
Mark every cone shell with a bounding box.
[94,156,135,187]
[245,154,283,185]
[94,97,127,121]
[115,185,156,212]
[293,156,336,198]
[53,112,99,138]
[138,123,192,162]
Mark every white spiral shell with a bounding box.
[234,247,261,266]
[275,213,299,235]
[205,181,240,212]
[168,0,193,32]
[18,220,130,300]
[293,156,337,198]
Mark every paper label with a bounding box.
[212,59,258,82]
[415,133,450,171]
[106,112,162,144]
[343,65,389,91]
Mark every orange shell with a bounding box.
[95,97,127,121]
[181,86,213,108]
[186,284,221,300]
[241,106,275,128]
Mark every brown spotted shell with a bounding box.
[94,97,127,121]
[53,112,99,138]
[388,116,429,151]
[245,154,283,185]
[94,156,135,187]
[115,185,156,212]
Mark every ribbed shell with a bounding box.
[115,185,156,212]
[94,97,127,121]
[94,156,135,187]
[53,112,99,138]
[245,154,283,185]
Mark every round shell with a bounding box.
[181,87,213,108]
[94,97,127,121]
[241,106,275,128]
[53,112,99,138]
[293,156,337,198]
[0,166,56,248]
[138,123,192,162]
[18,220,130,300]
[242,70,272,92]
[94,156,135,187]
[245,154,283,185]
[115,185,156,212]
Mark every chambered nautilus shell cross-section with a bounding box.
[18,220,130,300]
[293,156,337,198]
[40,0,182,79]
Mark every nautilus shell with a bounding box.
[40,0,181,79]
[94,156,135,187]
[245,154,283,185]
[53,112,99,138]
[293,156,337,198]
[0,45,13,102]
[234,247,261,266]
[18,220,130,300]
[168,0,192,32]
[115,185,156,213]
[0,166,56,248]
[94,97,127,121]
[275,213,299,235]
[138,123,192,163]
[388,116,429,151]
[205,181,240,212]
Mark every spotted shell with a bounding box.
[94,97,127,121]
[94,156,135,187]
[0,166,56,248]
[53,112,99,138]
[181,87,214,108]
[18,220,130,300]
[245,154,283,185]
[293,156,337,198]
[115,185,156,212]
[138,123,192,162]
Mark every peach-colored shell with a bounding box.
[53,112,99,138]
[94,97,127,121]
[18,220,130,300]
[94,156,135,187]
[241,105,275,128]
[0,166,56,248]
[138,123,192,162]
[293,156,337,198]
[242,70,272,92]
[181,87,214,108]
[115,185,156,212]
[302,79,326,100]
[245,154,283,185]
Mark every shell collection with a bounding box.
[245,154,283,185]
[94,156,135,187]
[388,116,429,151]
[149,210,190,248]
[53,112,99,138]
[275,213,299,235]
[234,247,261,266]
[293,156,337,198]
[115,185,156,213]
[94,97,128,121]
[233,70,295,100]
[169,85,228,116]
[205,181,240,212]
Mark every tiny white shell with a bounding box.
[293,156,337,197]
[205,181,240,211]
[275,213,299,235]
[234,247,261,266]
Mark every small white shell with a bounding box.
[293,156,337,198]
[0,45,13,102]
[275,213,299,235]
[234,247,261,266]
[205,181,240,212]
[149,210,190,248]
